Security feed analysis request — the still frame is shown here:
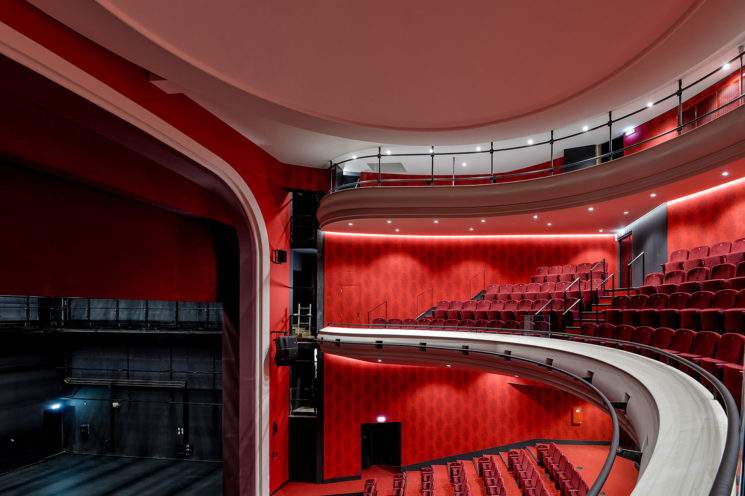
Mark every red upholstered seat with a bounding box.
[388,318,402,326]
[689,245,710,260]
[548,265,562,275]
[646,327,675,357]
[659,328,696,358]
[474,319,490,328]
[460,300,478,320]
[443,319,459,327]
[524,283,543,300]
[538,282,555,300]
[578,322,597,339]
[496,284,513,301]
[700,289,739,332]
[639,272,664,295]
[562,264,576,274]
[659,292,691,328]
[732,237,745,254]
[487,300,505,320]
[710,241,732,257]
[551,281,570,299]
[703,255,724,269]
[486,319,503,329]
[738,262,745,277]
[575,262,592,278]
[605,295,629,325]
[722,363,744,407]
[475,300,492,320]
[682,259,703,271]
[402,318,418,326]
[722,289,745,334]
[516,299,534,320]
[530,274,546,283]
[664,249,689,271]
[659,270,685,294]
[446,301,464,320]
[372,318,387,325]
[678,267,709,293]
[458,319,476,327]
[596,323,615,340]
[695,333,745,377]
[535,266,549,275]
[725,252,745,265]
[639,293,668,327]
[677,331,720,362]
[621,326,654,352]
[510,283,527,300]
[612,324,634,347]
[621,294,648,325]
[703,263,736,292]
[679,290,715,330]
[501,300,518,321]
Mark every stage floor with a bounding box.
[0,453,222,495]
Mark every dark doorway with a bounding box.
[361,422,401,470]
[619,232,634,288]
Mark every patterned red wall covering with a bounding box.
[667,174,745,255]
[323,354,611,480]
[324,234,617,323]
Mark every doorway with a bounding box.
[619,232,634,288]
[361,422,401,470]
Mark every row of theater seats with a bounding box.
[484,280,602,303]
[475,456,507,496]
[363,478,377,496]
[640,262,745,295]
[603,289,745,333]
[420,466,435,496]
[392,473,406,496]
[662,239,745,273]
[507,450,550,496]
[447,461,470,496]
[432,299,565,321]
[569,323,745,403]
[536,444,589,496]
[530,261,606,283]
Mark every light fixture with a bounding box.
[587,207,594,212]
[461,162,467,167]
[469,227,474,231]
[532,214,538,220]
[723,62,732,71]
[394,228,400,232]
[527,139,534,145]
[429,147,434,153]
[650,192,657,198]
[385,149,391,155]
[722,171,730,177]
[376,415,387,423]
[347,222,353,226]
[351,155,357,160]
[647,101,654,108]
[377,359,382,363]
[598,229,604,233]
[547,222,552,227]
[623,211,629,215]
[48,402,62,411]
[582,125,589,132]
[433,219,439,224]
[480,219,486,223]
[624,126,635,136]
[446,364,452,368]
[476,146,482,151]
[386,219,392,224]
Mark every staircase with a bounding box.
[565,287,638,332]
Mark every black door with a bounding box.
[361,422,401,470]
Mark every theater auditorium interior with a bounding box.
[2,2,745,496]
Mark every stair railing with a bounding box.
[626,252,646,296]
[563,277,582,310]
[595,273,616,323]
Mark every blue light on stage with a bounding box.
[48,402,62,411]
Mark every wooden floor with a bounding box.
[0,453,222,496]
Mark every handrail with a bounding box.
[366,300,388,323]
[322,334,620,496]
[321,323,740,496]
[563,297,582,316]
[329,48,745,193]
[594,272,616,322]
[627,251,646,296]
[563,276,582,307]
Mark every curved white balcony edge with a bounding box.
[318,326,729,496]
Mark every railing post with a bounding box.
[549,130,555,175]
[607,111,613,161]
[430,145,435,185]
[740,47,744,103]
[677,79,683,134]
[451,157,455,187]
[377,146,382,186]
[329,160,334,193]
[490,141,495,183]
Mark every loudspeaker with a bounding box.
[271,249,288,264]
[274,336,298,366]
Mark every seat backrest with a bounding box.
[689,291,714,308]
[580,323,597,336]
[449,301,464,310]
[732,237,745,254]
[686,266,710,282]
[462,300,478,310]
[670,249,689,262]
[691,331,720,357]
[512,283,526,293]
[430,319,445,326]
[664,270,686,284]
[712,289,738,309]
[540,282,556,292]
[738,261,745,277]
[535,266,549,275]
[670,329,695,353]
[668,292,691,309]
[628,294,648,309]
[403,319,417,326]
[476,300,491,311]
[651,327,675,348]
[711,263,736,280]
[503,300,518,310]
[498,284,513,293]
[517,299,533,311]
[716,333,745,362]
[549,298,564,310]
[436,300,450,310]
[525,283,541,293]
[611,295,629,309]
[554,281,569,292]
[725,252,745,265]
[458,319,476,327]
[562,264,576,274]
[444,319,459,327]
[548,265,563,274]
[647,293,669,308]
[532,299,548,310]
[643,272,664,286]
[372,318,387,325]
[689,245,710,259]
[576,262,592,273]
[710,241,732,256]
[388,318,402,325]
[490,300,505,310]
[596,324,616,338]
[614,324,634,341]
[736,289,745,308]
[486,320,501,328]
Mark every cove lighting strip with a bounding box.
[323,231,614,239]
[666,175,745,206]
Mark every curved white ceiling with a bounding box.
[28,0,745,166]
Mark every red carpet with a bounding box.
[276,466,397,496]
[559,444,637,496]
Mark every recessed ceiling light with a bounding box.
[376,415,387,423]
[722,171,730,177]
[723,63,731,71]
[624,126,636,136]
[476,146,482,151]
[351,155,357,160]
[532,214,538,220]
[582,125,589,132]
[623,211,629,215]
[547,222,552,227]
[446,364,452,368]
[394,228,400,232]
[429,147,434,153]
[527,139,534,145]
[587,207,594,212]
[650,193,657,198]
[347,222,353,226]
[598,229,604,233]
[386,219,392,224]
[377,359,382,363]
[433,219,439,224]
[480,219,486,223]
[469,227,474,231]
[647,101,654,108]
[461,162,467,167]
[385,149,391,155]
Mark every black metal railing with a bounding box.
[322,323,740,496]
[626,252,646,295]
[328,49,745,193]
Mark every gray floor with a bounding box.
[0,453,222,496]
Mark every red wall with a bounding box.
[667,176,745,255]
[324,354,610,480]
[0,163,222,300]
[324,234,617,323]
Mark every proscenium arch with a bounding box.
[0,22,272,496]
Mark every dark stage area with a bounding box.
[0,453,222,495]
